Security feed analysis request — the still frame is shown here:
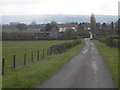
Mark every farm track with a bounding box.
[37,38,114,88]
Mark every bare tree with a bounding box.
[31,21,37,25]
[90,14,96,39]
[78,23,84,29]
[16,23,27,31]
[111,22,114,30]
[118,18,120,35]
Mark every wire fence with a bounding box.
[2,49,52,75]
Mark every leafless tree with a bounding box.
[90,14,96,39]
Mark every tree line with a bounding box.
[2,15,119,40]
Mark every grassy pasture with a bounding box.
[92,40,118,88]
[3,40,85,88]
[2,40,73,74]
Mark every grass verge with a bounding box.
[3,40,85,88]
[92,40,118,88]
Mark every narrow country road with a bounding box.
[37,38,114,88]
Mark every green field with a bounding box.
[3,40,85,88]
[92,40,118,88]
[2,40,73,74]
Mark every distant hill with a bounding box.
[1,14,118,24]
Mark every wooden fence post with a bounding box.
[37,50,39,61]
[13,55,16,69]
[47,49,49,56]
[47,49,48,56]
[43,50,44,58]
[2,58,5,75]
[31,51,33,62]
[24,54,26,65]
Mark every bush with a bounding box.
[49,44,66,55]
[77,29,90,38]
[49,39,81,55]
[98,35,120,48]
[63,39,81,49]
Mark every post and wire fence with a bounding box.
[2,39,81,75]
[2,49,52,75]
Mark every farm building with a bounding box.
[40,24,59,38]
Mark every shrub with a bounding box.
[49,39,81,55]
[98,35,120,48]
[49,44,66,55]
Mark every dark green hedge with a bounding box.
[98,35,120,48]
[49,39,81,55]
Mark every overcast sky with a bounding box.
[0,0,119,15]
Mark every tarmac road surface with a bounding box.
[37,38,114,88]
